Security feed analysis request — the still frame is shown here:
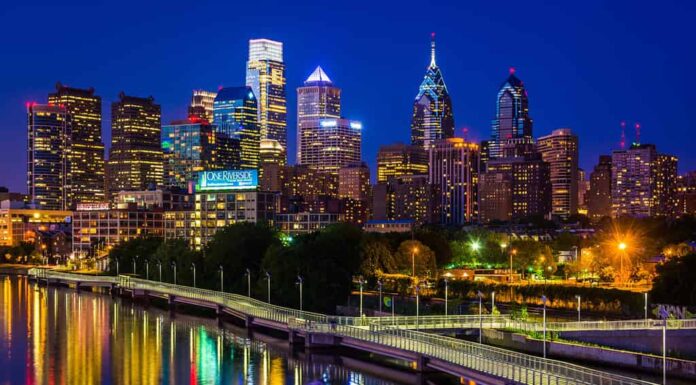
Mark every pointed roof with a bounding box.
[502,68,524,89]
[305,66,332,84]
[430,32,437,68]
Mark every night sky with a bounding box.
[1,0,694,192]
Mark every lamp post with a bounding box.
[477,291,484,343]
[145,259,149,280]
[191,263,196,288]
[358,277,365,316]
[411,247,418,277]
[575,295,581,322]
[645,292,649,321]
[618,242,627,284]
[116,259,119,276]
[171,261,177,285]
[377,280,383,314]
[157,261,162,282]
[296,275,304,312]
[491,291,496,313]
[133,255,137,275]
[415,283,421,330]
[245,268,251,297]
[219,265,224,292]
[444,275,449,317]
[265,271,271,303]
[542,295,548,358]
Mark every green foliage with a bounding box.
[651,253,696,306]
[394,240,436,276]
[107,236,162,275]
[359,235,396,276]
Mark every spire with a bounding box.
[430,32,437,67]
[305,66,332,84]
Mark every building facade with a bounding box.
[107,93,163,197]
[410,34,454,150]
[275,212,339,235]
[338,162,370,201]
[676,171,696,216]
[487,69,533,164]
[376,143,428,183]
[213,87,260,169]
[188,90,216,122]
[536,128,579,218]
[27,103,68,210]
[0,205,72,247]
[428,138,479,225]
[246,39,287,161]
[48,83,106,207]
[372,174,440,226]
[587,155,612,220]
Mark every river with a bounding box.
[0,274,444,385]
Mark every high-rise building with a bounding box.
[577,168,590,215]
[161,117,240,188]
[296,66,361,175]
[536,128,579,218]
[428,138,479,225]
[48,83,105,207]
[410,34,454,150]
[246,39,287,158]
[676,171,696,216]
[27,103,68,210]
[372,174,440,226]
[188,90,216,122]
[611,144,678,217]
[488,69,533,162]
[107,93,163,197]
[587,155,612,220]
[479,154,551,222]
[376,143,428,183]
[259,138,286,185]
[338,162,370,201]
[213,87,260,170]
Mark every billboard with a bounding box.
[196,170,258,191]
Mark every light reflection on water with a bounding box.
[0,275,408,385]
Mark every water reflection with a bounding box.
[0,275,407,385]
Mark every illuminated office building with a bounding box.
[161,117,240,188]
[213,86,260,169]
[299,117,362,175]
[338,162,370,201]
[578,168,590,214]
[372,174,440,226]
[428,138,479,225]
[676,171,696,216]
[488,69,533,162]
[587,155,612,220]
[107,93,163,197]
[259,138,286,184]
[611,144,678,217]
[297,66,341,164]
[48,83,105,207]
[275,212,339,235]
[410,34,454,150]
[188,90,216,122]
[27,103,68,210]
[0,205,72,247]
[536,128,579,218]
[246,39,287,160]
[279,165,338,213]
[376,143,428,183]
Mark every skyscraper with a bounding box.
[428,138,479,225]
[488,69,533,162]
[376,143,428,183]
[338,162,370,201]
[213,87,260,169]
[107,93,163,196]
[188,90,217,122]
[410,34,454,150]
[611,143,678,217]
[537,128,579,218]
[246,39,287,161]
[48,83,105,207]
[297,67,360,174]
[587,155,612,220]
[27,103,68,210]
[161,117,240,188]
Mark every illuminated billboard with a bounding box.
[196,170,258,191]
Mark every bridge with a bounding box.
[28,268,658,385]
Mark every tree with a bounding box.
[107,237,162,275]
[394,240,436,277]
[152,239,202,286]
[651,254,696,306]
[359,236,396,276]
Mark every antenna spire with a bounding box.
[620,121,626,149]
[430,32,436,67]
[634,122,641,144]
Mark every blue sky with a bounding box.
[1,0,694,191]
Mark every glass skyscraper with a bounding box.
[107,93,163,197]
[188,90,217,122]
[488,69,533,160]
[246,38,287,162]
[48,83,105,208]
[213,86,260,170]
[27,103,68,210]
[410,34,454,150]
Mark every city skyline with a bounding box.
[1,1,694,192]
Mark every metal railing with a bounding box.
[504,318,696,333]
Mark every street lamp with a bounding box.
[219,265,224,292]
[443,274,450,316]
[191,263,196,288]
[542,295,548,358]
[377,280,383,314]
[644,292,649,321]
[171,261,177,285]
[116,259,119,276]
[411,247,419,277]
[477,291,484,343]
[296,275,304,312]
[618,242,627,284]
[145,259,149,280]
[157,261,162,282]
[245,268,251,297]
[133,255,138,275]
[575,295,581,322]
[491,291,496,313]
[358,277,365,316]
[415,283,421,330]
[264,271,271,303]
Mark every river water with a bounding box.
[0,274,433,385]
